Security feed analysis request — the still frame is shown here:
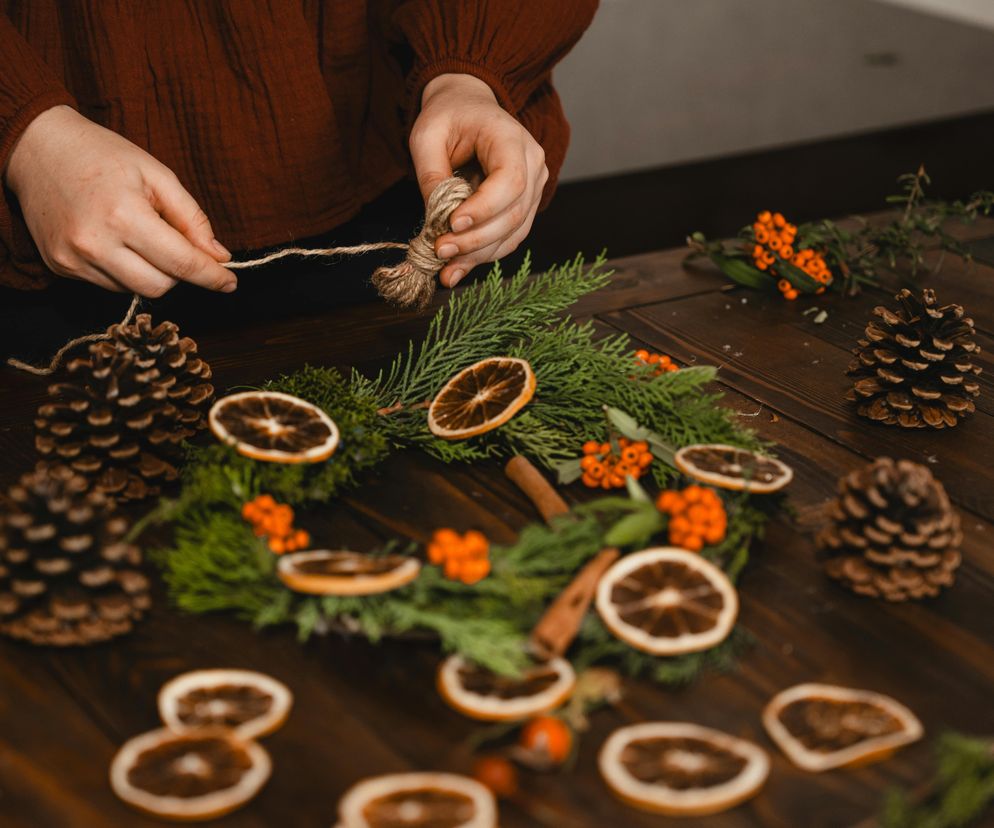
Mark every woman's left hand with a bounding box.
[409,73,549,287]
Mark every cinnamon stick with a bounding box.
[530,547,620,660]
[505,455,569,524]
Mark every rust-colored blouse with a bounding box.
[0,1,596,289]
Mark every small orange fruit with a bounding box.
[520,716,573,766]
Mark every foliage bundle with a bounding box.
[688,167,994,298]
[881,732,994,828]
[148,253,771,681]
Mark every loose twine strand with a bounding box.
[6,176,472,376]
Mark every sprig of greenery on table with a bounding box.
[687,167,994,297]
[880,732,994,828]
[148,252,769,681]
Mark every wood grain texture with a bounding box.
[1,221,993,827]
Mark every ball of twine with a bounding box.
[371,176,473,310]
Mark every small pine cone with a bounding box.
[0,464,151,646]
[846,288,981,429]
[35,314,213,500]
[817,457,961,602]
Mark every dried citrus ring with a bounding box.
[277,550,421,596]
[208,391,339,463]
[599,722,769,816]
[674,443,793,493]
[595,547,738,656]
[762,683,923,772]
[109,727,271,821]
[436,654,576,722]
[337,772,497,828]
[427,357,536,439]
[157,668,293,741]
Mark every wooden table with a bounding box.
[2,218,994,828]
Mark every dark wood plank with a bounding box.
[607,289,994,521]
[2,226,994,826]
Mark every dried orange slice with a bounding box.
[337,772,497,828]
[158,669,292,741]
[109,727,271,821]
[762,683,923,772]
[277,550,421,595]
[599,722,769,816]
[208,391,339,463]
[427,357,536,439]
[595,547,738,655]
[674,443,793,493]
[436,654,576,722]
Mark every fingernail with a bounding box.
[451,215,473,232]
[222,280,237,293]
[449,269,465,286]
[437,243,458,259]
[212,239,231,259]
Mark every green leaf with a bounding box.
[625,475,652,503]
[605,406,644,439]
[604,505,664,548]
[777,259,822,293]
[710,252,777,290]
[555,457,583,485]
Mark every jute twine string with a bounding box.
[6,176,472,376]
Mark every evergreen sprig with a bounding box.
[687,167,994,297]
[148,252,769,684]
[881,733,994,828]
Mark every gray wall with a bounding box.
[554,0,994,182]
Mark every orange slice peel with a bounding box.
[595,547,738,656]
[209,391,339,464]
[427,357,536,439]
[599,722,769,816]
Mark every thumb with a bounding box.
[147,167,231,262]
[409,126,454,203]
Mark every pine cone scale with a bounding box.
[818,457,961,602]
[847,289,981,429]
[0,465,150,645]
[34,314,213,501]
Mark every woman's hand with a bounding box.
[410,74,549,287]
[4,105,234,296]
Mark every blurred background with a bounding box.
[4,0,993,361]
[529,0,994,263]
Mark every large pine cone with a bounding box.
[846,288,981,428]
[817,457,961,601]
[0,464,151,645]
[35,314,213,500]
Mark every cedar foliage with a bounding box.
[881,733,994,828]
[150,253,766,681]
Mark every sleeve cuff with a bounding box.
[0,88,75,287]
[406,56,520,131]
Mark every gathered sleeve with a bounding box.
[393,0,598,207]
[0,13,76,288]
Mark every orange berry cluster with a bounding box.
[634,349,679,375]
[427,529,491,585]
[580,438,653,489]
[750,210,831,300]
[655,485,727,551]
[242,494,310,555]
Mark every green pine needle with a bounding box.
[148,253,769,685]
[881,733,994,828]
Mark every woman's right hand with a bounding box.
[3,105,235,296]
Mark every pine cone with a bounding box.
[846,288,981,429]
[0,464,151,645]
[817,457,961,601]
[35,314,213,500]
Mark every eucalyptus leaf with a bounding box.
[555,457,583,485]
[604,506,664,548]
